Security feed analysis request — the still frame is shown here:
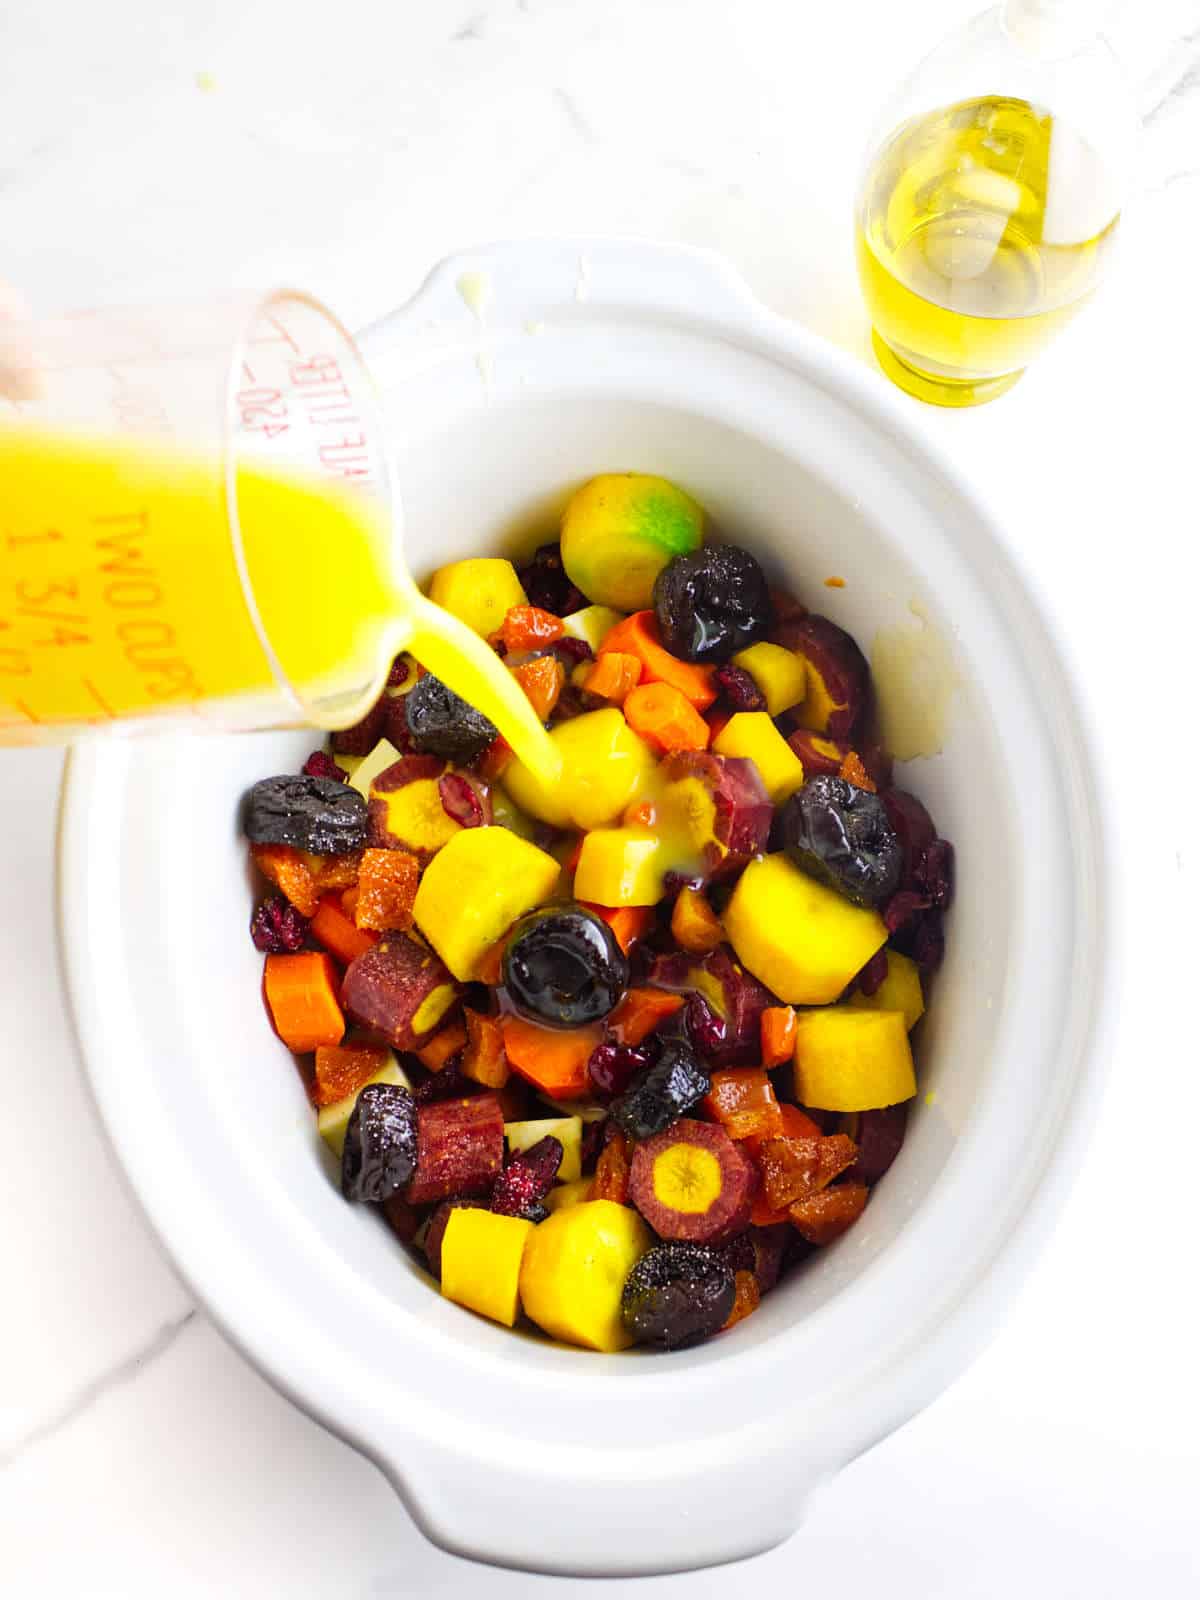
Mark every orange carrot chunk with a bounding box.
[624,681,711,754]
[416,1019,467,1072]
[608,986,685,1046]
[760,1005,798,1067]
[500,1015,601,1099]
[310,893,379,966]
[581,903,655,954]
[598,611,717,710]
[583,651,643,705]
[263,951,345,1053]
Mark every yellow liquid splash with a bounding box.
[857,96,1120,406]
[0,429,560,780]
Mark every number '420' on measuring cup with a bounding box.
[0,292,558,779]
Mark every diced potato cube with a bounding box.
[543,1176,595,1213]
[561,605,626,652]
[505,1117,584,1182]
[440,1208,535,1327]
[316,1054,412,1159]
[573,828,663,906]
[428,558,528,638]
[348,737,404,800]
[722,853,886,1004]
[503,709,655,830]
[792,1006,916,1111]
[712,712,806,803]
[519,1200,651,1351]
[847,950,925,1031]
[413,827,561,980]
[731,641,808,715]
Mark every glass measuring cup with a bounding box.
[0,291,559,778]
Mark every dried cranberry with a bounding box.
[914,838,955,911]
[250,894,310,953]
[712,663,767,713]
[883,889,930,934]
[517,542,586,616]
[911,912,946,974]
[580,1116,608,1173]
[855,947,890,997]
[301,749,346,783]
[438,772,486,828]
[381,691,415,753]
[588,1041,655,1101]
[490,1135,562,1217]
[880,789,936,884]
[553,635,593,667]
[684,993,729,1059]
[387,657,413,688]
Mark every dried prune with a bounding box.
[405,673,498,763]
[653,545,770,663]
[609,1039,710,1142]
[621,1241,736,1349]
[244,774,368,855]
[302,749,347,782]
[341,1083,418,1203]
[250,894,310,953]
[779,775,902,908]
[502,905,628,1029]
[516,541,586,616]
[490,1135,563,1217]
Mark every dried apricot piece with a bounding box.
[670,886,724,954]
[313,1042,390,1108]
[462,1008,510,1088]
[721,1268,761,1330]
[304,851,363,892]
[251,842,319,917]
[590,1130,632,1204]
[511,654,565,721]
[355,847,419,932]
[789,1181,869,1244]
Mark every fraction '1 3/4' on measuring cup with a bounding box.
[0,292,559,779]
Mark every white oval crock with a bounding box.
[57,240,1113,1578]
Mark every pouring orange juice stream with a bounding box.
[0,430,561,781]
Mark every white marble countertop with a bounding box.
[2,2,1199,1594]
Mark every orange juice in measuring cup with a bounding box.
[0,292,558,777]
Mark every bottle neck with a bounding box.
[1001,0,1104,57]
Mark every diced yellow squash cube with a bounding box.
[731,641,809,715]
[723,853,887,1004]
[847,950,925,1031]
[348,737,403,800]
[561,605,626,652]
[792,1006,916,1111]
[503,709,655,830]
[573,828,663,906]
[317,1054,412,1159]
[712,712,806,803]
[543,1176,595,1213]
[440,1208,534,1327]
[427,557,527,638]
[519,1200,651,1351]
[413,827,561,980]
[505,1116,584,1182]
[333,753,362,778]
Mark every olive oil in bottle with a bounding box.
[857,94,1120,406]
